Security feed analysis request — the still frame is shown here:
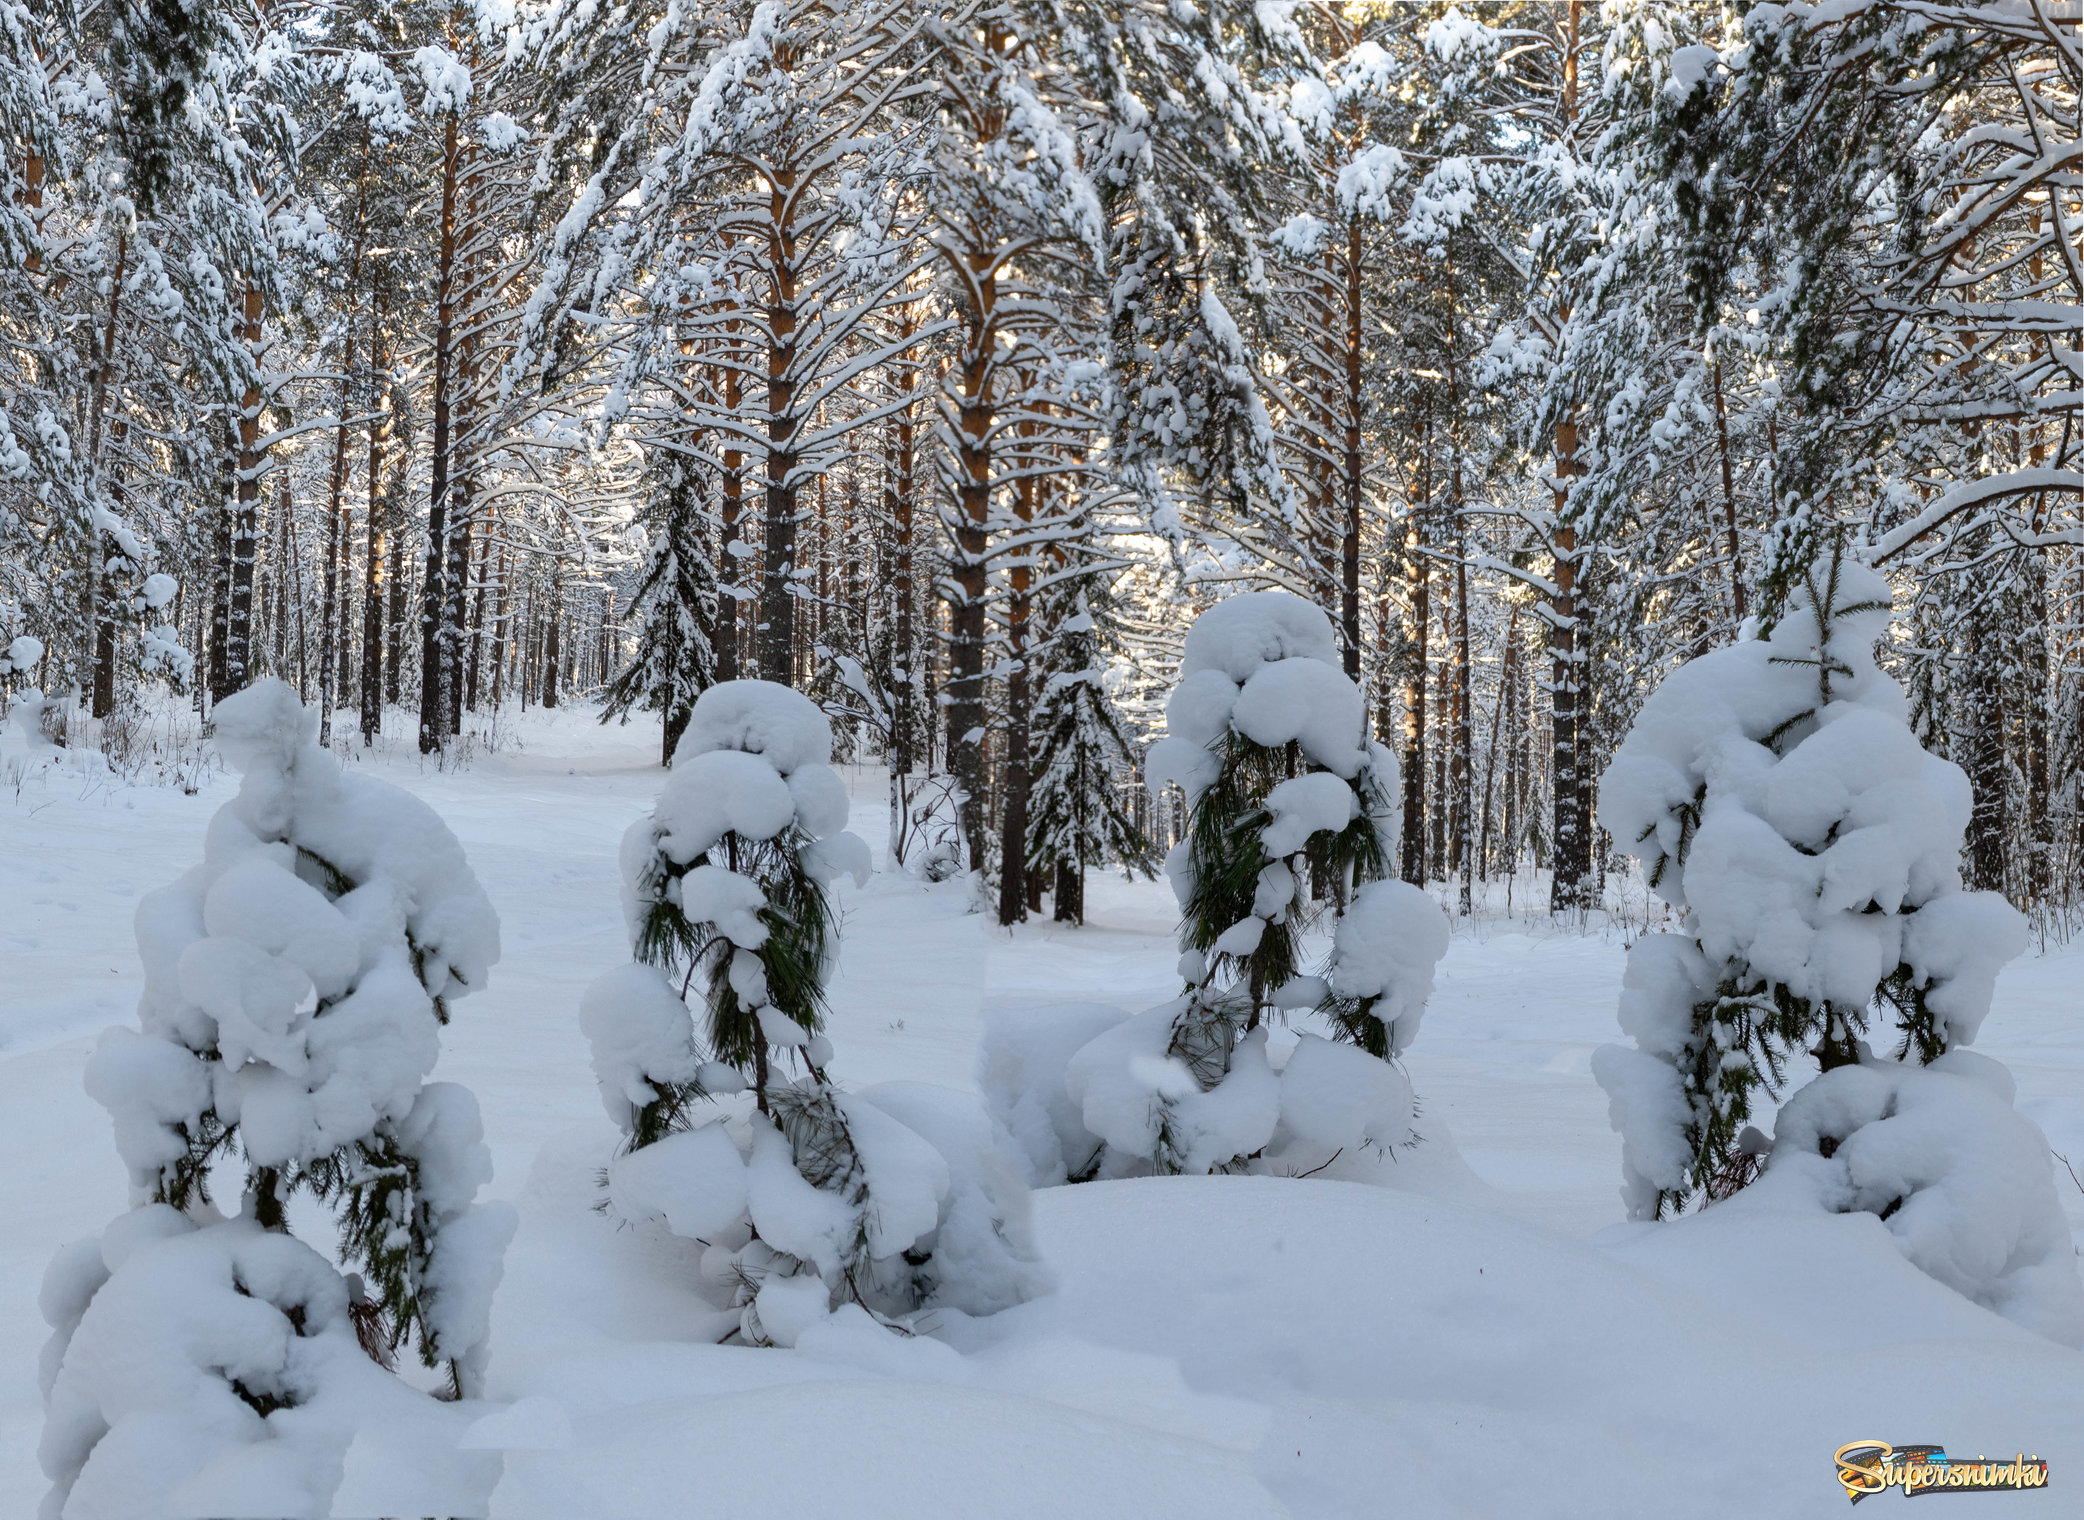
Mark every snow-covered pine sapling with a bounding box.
[1593,546,2033,1221]
[1024,589,1155,924]
[582,680,1045,1342]
[603,451,717,765]
[40,681,511,1516]
[1054,593,1445,1179]
[1151,593,1397,1046]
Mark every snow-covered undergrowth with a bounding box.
[3,700,2079,1518]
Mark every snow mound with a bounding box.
[979,1003,1132,1186]
[39,1211,500,1520]
[1744,1058,2084,1345]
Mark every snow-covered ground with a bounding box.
[5,703,2079,1518]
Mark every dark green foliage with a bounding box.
[105,0,227,213]
[604,455,716,763]
[1181,734,1392,1015]
[306,1130,448,1380]
[1180,731,1302,1006]
[1025,598,1155,922]
[628,823,833,1088]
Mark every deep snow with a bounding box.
[4,703,2079,1518]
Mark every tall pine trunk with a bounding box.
[420,110,462,753]
[222,284,265,702]
[318,327,353,746]
[1340,215,1364,679]
[361,289,390,746]
[996,411,1037,925]
[1548,423,1585,913]
[716,362,744,683]
[1401,491,1429,887]
[1453,506,1473,917]
[757,170,802,686]
[949,262,997,877]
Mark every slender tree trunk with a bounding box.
[386,537,406,706]
[86,234,128,720]
[1340,216,1365,679]
[465,507,492,714]
[1453,502,1473,917]
[949,263,997,876]
[1548,420,1584,913]
[224,284,265,700]
[336,496,355,709]
[997,409,1037,925]
[1964,613,2008,893]
[758,170,802,686]
[318,330,353,745]
[1710,361,1746,626]
[208,421,233,705]
[273,474,292,680]
[446,503,472,736]
[1400,503,1428,887]
[716,362,743,682]
[362,289,390,745]
[420,109,462,753]
[1429,598,1449,885]
[1549,4,1590,916]
[488,544,511,710]
[543,574,561,709]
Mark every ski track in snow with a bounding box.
[4,704,2079,1518]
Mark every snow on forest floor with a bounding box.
[4,702,2080,1518]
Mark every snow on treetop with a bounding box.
[205,679,499,1001]
[1762,558,1897,697]
[1600,568,2019,1023]
[674,678,832,774]
[1154,593,1367,782]
[1179,591,1340,684]
[210,678,319,780]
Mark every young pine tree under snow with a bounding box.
[581,679,1047,1346]
[602,453,717,764]
[1591,551,2082,1344]
[989,593,1448,1183]
[39,680,513,1518]
[1024,589,1154,925]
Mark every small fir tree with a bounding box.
[604,453,716,763]
[40,680,512,1516]
[1025,587,1154,924]
[1050,592,1445,1179]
